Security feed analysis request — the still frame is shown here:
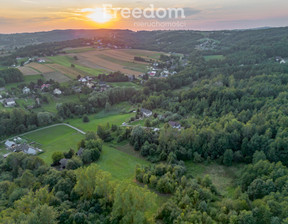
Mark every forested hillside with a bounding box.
[1,27,288,223]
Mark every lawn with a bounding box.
[66,110,134,132]
[185,161,244,197]
[23,125,84,164]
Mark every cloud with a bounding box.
[183,8,201,17]
[21,0,39,4]
[0,17,16,25]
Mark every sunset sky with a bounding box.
[1,0,288,34]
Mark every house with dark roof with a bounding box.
[13,144,37,155]
[168,121,182,130]
[77,148,84,156]
[60,158,68,169]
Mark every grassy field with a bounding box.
[47,55,107,76]
[185,161,244,197]
[204,55,225,61]
[109,82,141,89]
[66,111,134,133]
[65,47,96,54]
[98,144,149,180]
[96,54,147,73]
[5,75,44,90]
[23,125,84,164]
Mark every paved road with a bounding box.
[1,123,86,143]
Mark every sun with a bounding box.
[87,8,113,24]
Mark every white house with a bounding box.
[5,140,16,148]
[141,108,153,117]
[22,87,31,94]
[5,98,16,107]
[53,89,62,95]
[280,59,286,64]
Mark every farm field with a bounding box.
[185,161,244,197]
[27,62,55,73]
[42,71,71,83]
[47,55,107,76]
[18,66,39,76]
[47,63,89,79]
[23,125,84,164]
[66,48,163,76]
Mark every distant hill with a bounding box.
[1,27,288,67]
[0,29,135,49]
[1,27,288,53]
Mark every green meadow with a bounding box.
[66,110,134,132]
[23,125,84,164]
[185,161,244,197]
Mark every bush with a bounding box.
[52,152,64,165]
[82,115,89,123]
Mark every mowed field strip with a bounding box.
[18,66,40,76]
[23,62,72,83]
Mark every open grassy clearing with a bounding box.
[185,161,244,197]
[98,144,149,180]
[23,125,84,164]
[204,55,225,61]
[66,111,134,133]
